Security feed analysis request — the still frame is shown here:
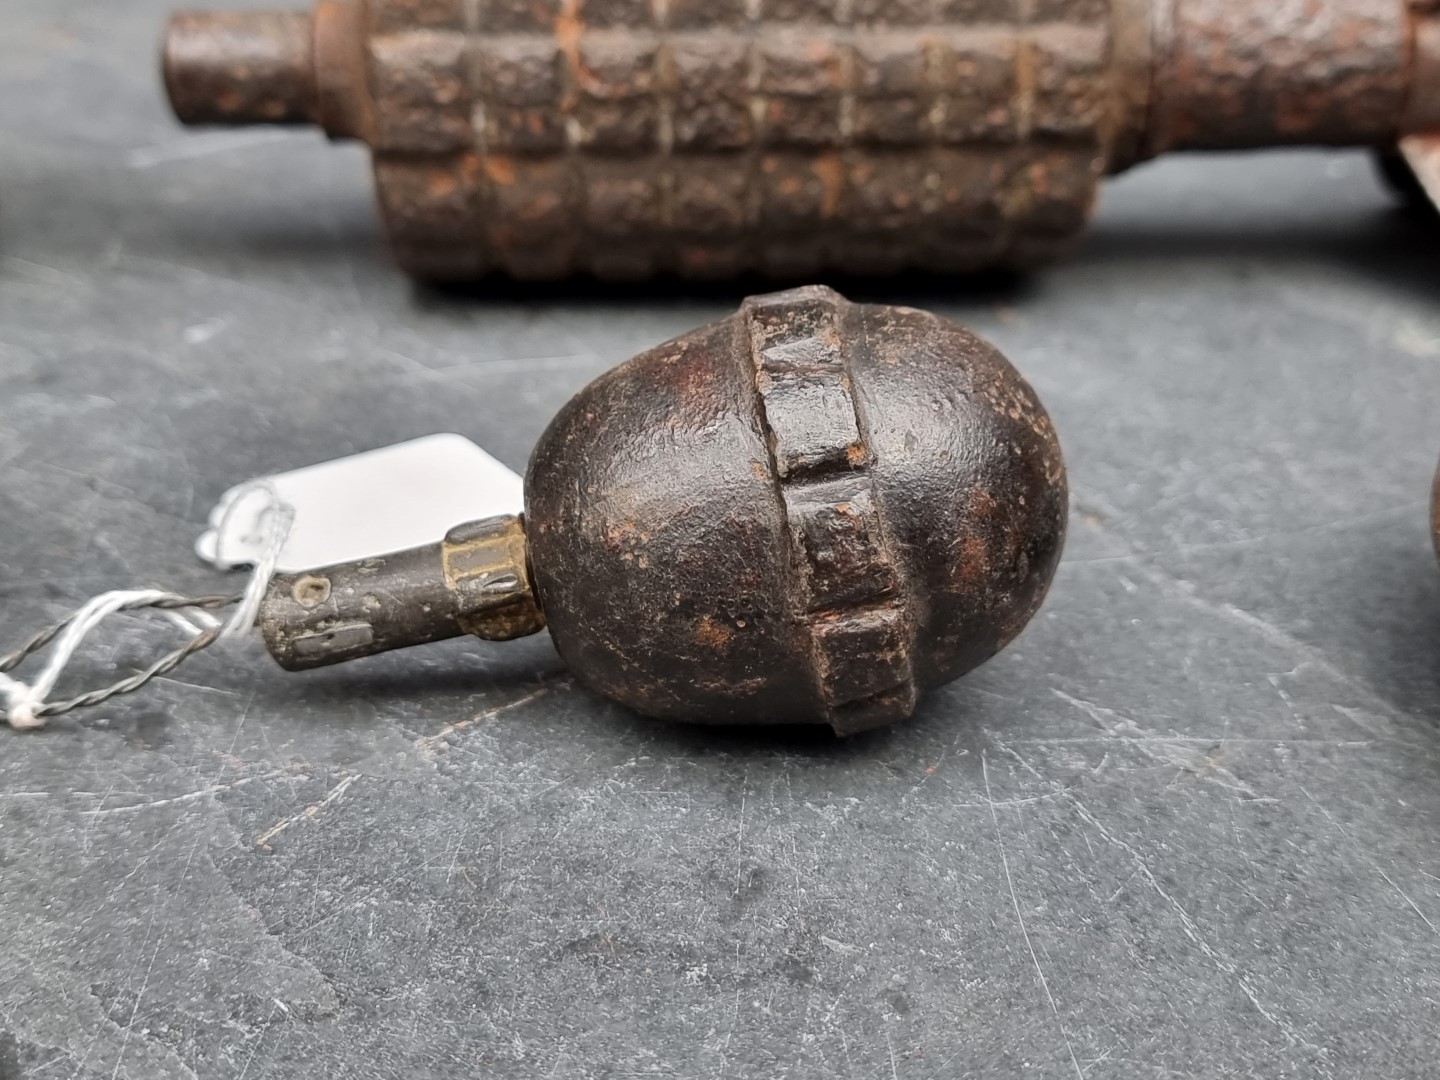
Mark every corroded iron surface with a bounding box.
[524,286,1067,731]
[163,0,1440,279]
[163,0,1108,278]
[256,289,1067,732]
[1145,0,1412,155]
[1433,454,1440,567]
[165,11,317,126]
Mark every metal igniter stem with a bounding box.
[261,515,544,670]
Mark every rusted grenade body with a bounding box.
[1432,462,1440,567]
[167,0,1440,281]
[260,287,1067,732]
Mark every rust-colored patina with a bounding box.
[162,0,1440,280]
[258,288,1067,732]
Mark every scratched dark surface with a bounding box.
[4,2,1440,1078]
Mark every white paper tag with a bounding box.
[196,434,524,573]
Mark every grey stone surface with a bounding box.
[4,2,1440,1077]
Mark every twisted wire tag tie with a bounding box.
[0,483,294,731]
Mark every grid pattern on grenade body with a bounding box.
[362,0,1111,277]
[740,287,918,734]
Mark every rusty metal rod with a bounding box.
[164,11,317,126]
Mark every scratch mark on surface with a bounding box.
[374,346,453,388]
[1061,502,1422,565]
[982,752,1086,1080]
[1052,690,1143,736]
[900,728,971,803]
[218,690,258,781]
[1330,705,1390,741]
[83,769,296,816]
[433,353,601,380]
[126,130,298,169]
[1264,670,1306,732]
[1016,735,1374,749]
[235,999,283,1080]
[1106,868,1140,903]
[719,941,743,1076]
[1050,690,1269,800]
[31,458,132,497]
[149,676,244,702]
[414,687,550,760]
[114,253,314,313]
[733,791,747,899]
[1300,786,1439,938]
[1069,487,1423,748]
[949,790,1069,810]
[1087,1043,1117,1070]
[1,255,88,289]
[109,927,157,1079]
[1188,596,1412,741]
[254,773,360,852]
[993,736,1325,1057]
[1377,868,1440,938]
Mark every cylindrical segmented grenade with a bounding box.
[256,287,1067,732]
[163,0,1440,280]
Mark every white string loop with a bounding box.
[1,486,294,730]
[220,482,295,640]
[1,590,179,729]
